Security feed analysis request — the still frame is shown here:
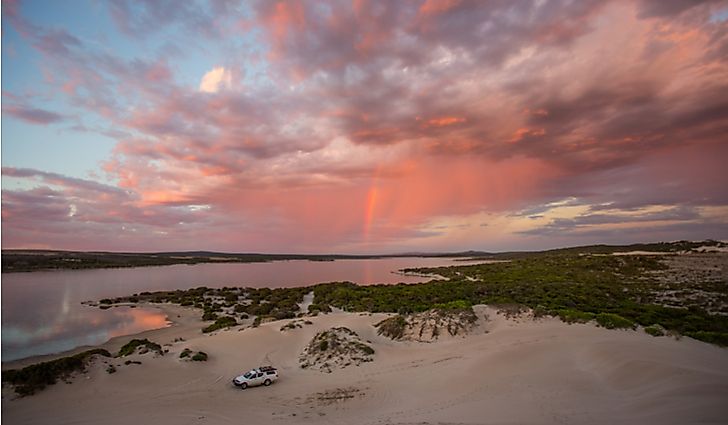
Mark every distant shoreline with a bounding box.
[0,251,476,274]
[4,240,725,273]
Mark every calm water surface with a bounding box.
[2,258,460,361]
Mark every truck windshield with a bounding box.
[244,372,254,379]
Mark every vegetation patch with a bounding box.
[376,307,477,342]
[96,243,728,347]
[2,349,111,396]
[179,348,207,361]
[644,324,666,337]
[375,315,407,340]
[280,319,313,331]
[300,328,375,372]
[492,303,529,319]
[595,313,635,330]
[191,351,208,361]
[684,331,728,346]
[557,309,596,324]
[202,316,237,333]
[117,339,163,357]
[202,311,218,321]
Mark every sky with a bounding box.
[1,0,727,254]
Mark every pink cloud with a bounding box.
[3,0,727,251]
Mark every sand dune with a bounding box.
[3,306,728,425]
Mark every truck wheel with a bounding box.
[264,379,271,386]
[240,383,247,390]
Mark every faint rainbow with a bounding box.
[362,167,381,243]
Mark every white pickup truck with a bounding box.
[232,366,279,389]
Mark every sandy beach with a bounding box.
[3,305,728,425]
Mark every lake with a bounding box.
[1,257,462,362]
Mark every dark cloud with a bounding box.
[636,0,722,18]
[2,105,65,125]
[520,205,702,235]
[108,0,221,38]
[520,219,728,242]
[2,167,130,196]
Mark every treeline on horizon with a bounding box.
[2,240,725,273]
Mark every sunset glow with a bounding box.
[2,0,727,253]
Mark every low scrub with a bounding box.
[684,331,728,346]
[299,327,374,372]
[2,349,111,396]
[557,309,595,324]
[308,303,332,314]
[202,316,237,333]
[644,324,666,337]
[376,315,407,340]
[202,311,218,321]
[179,348,208,361]
[595,313,635,330]
[117,339,163,357]
[191,351,208,361]
[376,308,477,342]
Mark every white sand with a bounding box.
[3,306,728,425]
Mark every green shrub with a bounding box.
[202,316,237,333]
[684,331,728,346]
[356,342,375,355]
[106,365,117,374]
[2,349,111,396]
[433,300,471,311]
[376,315,408,340]
[179,348,192,358]
[644,324,665,337]
[319,340,329,351]
[117,339,163,357]
[202,311,218,321]
[308,303,332,313]
[532,305,550,318]
[557,309,595,324]
[191,351,208,361]
[274,310,296,320]
[595,313,635,330]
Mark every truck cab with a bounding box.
[232,366,278,389]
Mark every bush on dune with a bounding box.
[595,313,636,330]
[191,351,208,361]
[202,316,237,333]
[117,339,163,357]
[2,349,112,396]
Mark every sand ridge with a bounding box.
[3,306,728,425]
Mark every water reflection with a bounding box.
[3,305,168,361]
[2,257,460,361]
